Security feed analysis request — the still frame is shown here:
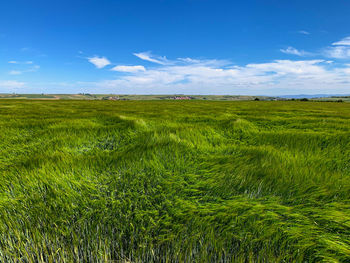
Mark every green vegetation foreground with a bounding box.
[1,100,350,262]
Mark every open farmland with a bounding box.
[1,100,350,262]
[0,94,277,101]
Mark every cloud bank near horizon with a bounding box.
[3,36,350,95]
[88,57,350,95]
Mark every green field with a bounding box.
[0,93,278,101]
[1,100,350,262]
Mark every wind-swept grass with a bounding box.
[0,100,350,262]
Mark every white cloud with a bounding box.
[111,65,146,73]
[245,60,325,75]
[133,51,169,65]
[85,54,350,95]
[84,35,350,94]
[8,61,34,64]
[178,57,201,64]
[7,64,40,75]
[325,46,350,59]
[9,70,22,75]
[324,36,350,59]
[88,56,111,68]
[280,47,310,56]
[16,54,350,95]
[10,35,350,95]
[280,36,350,59]
[0,80,26,91]
[298,30,310,35]
[332,36,350,46]
[8,60,34,65]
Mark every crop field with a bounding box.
[0,94,276,101]
[1,100,350,262]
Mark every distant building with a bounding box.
[102,96,120,100]
[173,96,193,100]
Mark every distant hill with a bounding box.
[0,94,278,101]
[278,94,350,99]
[1,93,349,101]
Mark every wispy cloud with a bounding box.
[7,64,40,75]
[324,36,350,59]
[30,34,350,95]
[324,46,350,59]
[88,56,111,68]
[280,47,311,56]
[332,36,350,46]
[84,53,350,95]
[133,51,170,65]
[18,47,47,57]
[0,80,26,91]
[8,61,33,64]
[9,70,22,75]
[298,30,310,35]
[281,36,350,59]
[111,65,146,73]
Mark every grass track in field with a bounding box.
[0,100,350,262]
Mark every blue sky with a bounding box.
[1,0,350,95]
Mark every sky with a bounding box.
[1,0,350,95]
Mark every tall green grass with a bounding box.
[0,100,350,262]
